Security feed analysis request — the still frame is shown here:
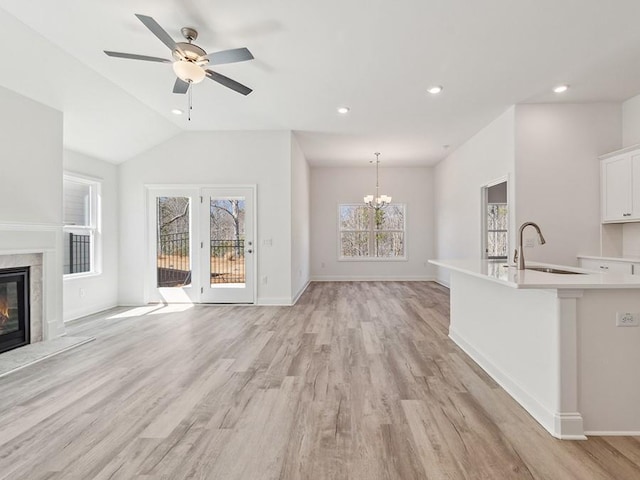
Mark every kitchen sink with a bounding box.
[526,267,585,275]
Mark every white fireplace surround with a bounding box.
[0,223,65,341]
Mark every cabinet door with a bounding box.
[602,155,632,222]
[632,154,640,219]
[579,258,632,274]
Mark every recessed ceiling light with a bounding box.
[337,106,350,114]
[553,85,569,94]
[171,108,184,115]
[427,85,443,94]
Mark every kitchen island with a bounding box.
[429,259,640,439]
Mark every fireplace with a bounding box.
[0,267,30,354]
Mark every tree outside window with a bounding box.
[487,203,508,259]
[339,204,406,259]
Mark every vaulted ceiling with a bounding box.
[1,1,640,165]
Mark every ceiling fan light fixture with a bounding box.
[172,60,206,84]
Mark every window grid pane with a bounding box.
[339,204,406,259]
[339,205,371,231]
[341,232,370,257]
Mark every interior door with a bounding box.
[200,187,255,303]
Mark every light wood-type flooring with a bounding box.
[0,282,639,479]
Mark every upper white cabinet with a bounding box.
[601,147,640,223]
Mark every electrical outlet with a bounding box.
[321,262,326,268]
[616,312,639,327]
[524,238,535,248]
[262,238,273,247]
[79,288,85,298]
[261,275,268,284]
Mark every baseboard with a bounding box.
[311,275,436,282]
[256,297,293,306]
[63,303,118,323]
[434,278,450,288]
[449,328,580,439]
[584,430,640,436]
[292,280,310,305]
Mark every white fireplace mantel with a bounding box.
[0,222,65,340]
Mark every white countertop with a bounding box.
[429,259,640,289]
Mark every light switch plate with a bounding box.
[616,312,639,327]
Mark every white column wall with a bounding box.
[290,135,311,301]
[0,85,64,338]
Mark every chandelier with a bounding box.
[364,152,392,209]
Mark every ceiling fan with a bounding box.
[104,14,254,97]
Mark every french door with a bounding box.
[147,186,255,304]
[199,187,255,303]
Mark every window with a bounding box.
[63,174,100,275]
[487,203,508,259]
[339,204,406,260]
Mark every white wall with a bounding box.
[620,94,640,254]
[290,135,310,300]
[63,150,119,321]
[622,93,640,148]
[118,131,294,306]
[434,107,516,285]
[311,166,435,280]
[0,85,62,224]
[0,7,179,164]
[514,104,621,266]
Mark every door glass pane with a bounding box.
[156,197,191,287]
[210,198,246,286]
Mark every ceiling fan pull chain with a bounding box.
[188,81,193,121]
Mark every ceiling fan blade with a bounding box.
[104,51,171,63]
[205,70,253,96]
[135,14,177,51]
[203,47,254,65]
[173,78,190,94]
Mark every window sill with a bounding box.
[64,272,102,281]
[338,257,408,262]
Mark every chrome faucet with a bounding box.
[514,222,546,270]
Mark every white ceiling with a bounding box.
[1,0,640,166]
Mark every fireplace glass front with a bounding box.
[0,267,30,354]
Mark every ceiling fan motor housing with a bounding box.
[172,42,207,63]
